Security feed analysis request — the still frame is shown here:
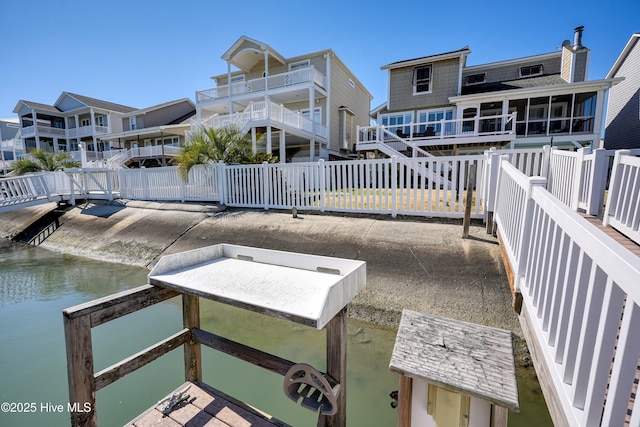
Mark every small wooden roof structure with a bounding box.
[148,244,366,329]
[389,309,520,411]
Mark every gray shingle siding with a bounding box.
[389,58,460,112]
[605,38,640,149]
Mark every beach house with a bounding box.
[360,27,618,157]
[192,36,373,162]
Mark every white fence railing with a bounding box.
[603,150,640,244]
[119,165,220,202]
[494,159,640,426]
[0,174,51,210]
[222,156,485,218]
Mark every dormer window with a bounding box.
[414,65,432,94]
[520,64,543,78]
[465,73,486,85]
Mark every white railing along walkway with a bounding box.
[494,159,640,426]
[604,150,640,244]
[0,174,55,212]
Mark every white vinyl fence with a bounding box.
[604,150,640,244]
[214,156,486,218]
[494,158,640,426]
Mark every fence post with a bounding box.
[570,147,589,211]
[485,148,500,233]
[462,162,476,238]
[541,144,552,180]
[217,161,227,206]
[68,172,76,206]
[319,159,326,212]
[262,161,269,210]
[141,168,148,200]
[587,148,609,217]
[603,150,629,227]
[179,168,186,203]
[106,170,113,202]
[391,156,397,218]
[514,176,547,295]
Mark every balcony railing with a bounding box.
[190,101,327,140]
[20,125,67,137]
[20,125,109,139]
[359,113,517,147]
[196,66,327,103]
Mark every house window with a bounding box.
[349,78,355,88]
[300,107,322,123]
[289,60,310,71]
[414,65,432,94]
[465,73,486,85]
[417,109,454,136]
[80,118,91,127]
[520,64,543,78]
[230,75,245,83]
[156,136,179,147]
[130,117,137,130]
[381,112,413,136]
[95,116,105,127]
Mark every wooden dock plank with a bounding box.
[127,382,290,427]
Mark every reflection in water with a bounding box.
[0,243,550,426]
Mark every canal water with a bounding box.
[0,243,551,426]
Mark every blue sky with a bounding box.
[1,0,638,120]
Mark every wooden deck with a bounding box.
[579,213,640,257]
[126,381,291,427]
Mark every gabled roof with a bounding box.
[13,100,60,114]
[607,33,640,79]
[381,47,471,70]
[122,98,195,117]
[55,92,138,113]
[221,36,287,73]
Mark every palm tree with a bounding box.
[12,149,80,175]
[177,125,277,180]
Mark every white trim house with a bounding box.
[193,36,373,162]
[360,27,619,157]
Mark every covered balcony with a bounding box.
[196,66,327,112]
[191,100,327,142]
[357,112,517,153]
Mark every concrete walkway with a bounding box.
[0,201,524,360]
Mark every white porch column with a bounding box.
[227,63,233,115]
[279,130,286,163]
[266,126,272,156]
[309,139,315,162]
[593,88,607,147]
[31,108,41,150]
[251,127,257,153]
[309,87,315,134]
[264,50,270,108]
[79,142,88,168]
